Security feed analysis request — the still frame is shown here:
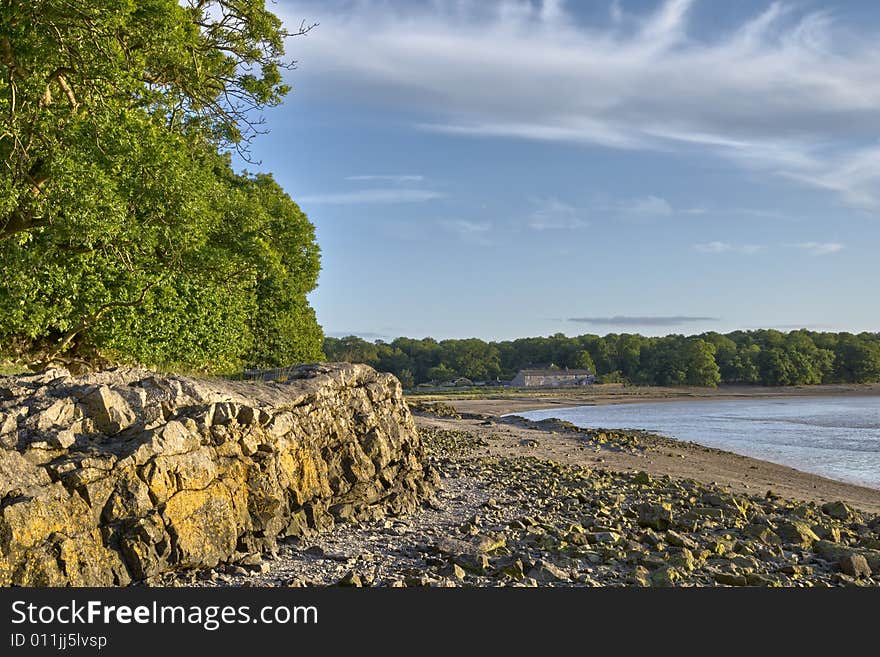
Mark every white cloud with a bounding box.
[694,242,764,254]
[694,241,732,253]
[618,195,672,216]
[794,242,844,255]
[527,197,589,231]
[298,189,445,204]
[441,219,493,244]
[281,0,880,209]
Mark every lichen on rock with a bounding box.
[0,363,437,586]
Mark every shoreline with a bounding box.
[409,382,880,417]
[413,397,880,514]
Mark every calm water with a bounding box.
[515,395,880,489]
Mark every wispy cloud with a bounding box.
[794,242,844,255]
[298,189,445,204]
[694,241,764,254]
[618,195,673,217]
[441,219,493,244]
[767,324,833,331]
[283,0,880,209]
[527,197,589,231]
[345,174,425,183]
[568,315,718,327]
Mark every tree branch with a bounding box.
[42,278,163,364]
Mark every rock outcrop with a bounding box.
[0,363,437,586]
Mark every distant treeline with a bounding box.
[324,330,880,388]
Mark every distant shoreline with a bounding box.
[409,382,880,417]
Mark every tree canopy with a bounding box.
[324,330,880,389]
[1,1,323,372]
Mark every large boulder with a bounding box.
[0,364,437,586]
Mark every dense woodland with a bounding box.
[0,1,323,373]
[324,330,880,389]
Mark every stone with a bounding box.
[744,523,782,546]
[453,554,490,574]
[587,531,620,545]
[527,560,570,583]
[822,501,855,521]
[494,557,525,579]
[811,524,841,543]
[0,364,436,586]
[637,503,673,531]
[34,398,75,431]
[338,571,363,587]
[470,533,506,553]
[670,548,696,572]
[666,530,697,550]
[776,521,820,548]
[80,385,136,435]
[839,554,872,578]
[650,566,680,587]
[746,574,782,587]
[714,572,748,587]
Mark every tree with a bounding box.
[758,348,795,386]
[0,1,322,371]
[575,350,596,373]
[834,335,880,383]
[684,339,721,387]
[427,363,456,383]
[440,338,501,381]
[324,337,379,366]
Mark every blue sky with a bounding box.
[238,0,880,341]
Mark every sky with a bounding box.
[236,0,880,342]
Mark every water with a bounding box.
[515,395,880,489]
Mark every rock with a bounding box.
[80,385,137,435]
[527,560,570,583]
[822,501,855,521]
[650,566,680,587]
[744,523,782,546]
[637,503,673,531]
[453,554,490,574]
[633,471,652,485]
[714,572,748,587]
[587,532,620,545]
[690,507,724,519]
[670,548,696,572]
[48,430,76,449]
[237,553,263,567]
[0,364,436,586]
[494,557,525,580]
[666,530,697,550]
[629,566,651,587]
[746,574,782,587]
[435,537,480,556]
[839,554,872,578]
[449,564,467,580]
[776,521,820,547]
[338,571,363,587]
[812,524,841,543]
[470,533,506,553]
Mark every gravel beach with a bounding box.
[165,399,880,588]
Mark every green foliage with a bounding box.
[0,1,323,371]
[324,330,880,389]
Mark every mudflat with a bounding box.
[410,382,880,417]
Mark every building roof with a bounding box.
[518,369,594,376]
